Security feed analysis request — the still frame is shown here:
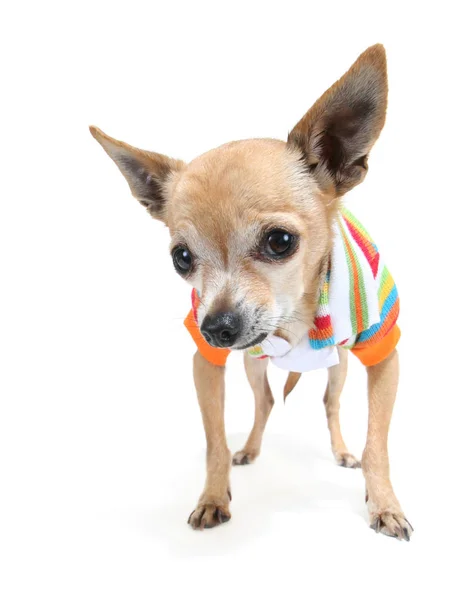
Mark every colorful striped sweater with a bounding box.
[185,208,400,371]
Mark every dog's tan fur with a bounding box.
[188,352,231,529]
[90,44,412,540]
[232,353,274,466]
[323,347,361,468]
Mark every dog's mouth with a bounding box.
[233,332,268,351]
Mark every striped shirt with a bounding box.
[185,208,400,370]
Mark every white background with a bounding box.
[1,1,465,598]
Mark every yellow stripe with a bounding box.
[379,272,394,309]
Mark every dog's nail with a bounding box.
[227,489,232,501]
[196,508,206,530]
[371,517,381,533]
[405,518,414,532]
[393,515,411,541]
[218,510,230,524]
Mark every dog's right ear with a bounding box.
[89,126,185,223]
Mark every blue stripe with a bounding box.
[309,335,335,350]
[357,285,398,343]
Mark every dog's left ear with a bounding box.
[288,44,388,198]
[89,126,185,223]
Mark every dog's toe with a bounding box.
[188,494,231,530]
[335,452,361,468]
[232,449,258,466]
[369,511,413,541]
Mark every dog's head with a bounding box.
[90,45,387,350]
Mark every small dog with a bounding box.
[90,44,412,540]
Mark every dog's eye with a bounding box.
[172,246,193,275]
[265,230,296,257]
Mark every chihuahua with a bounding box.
[90,44,412,540]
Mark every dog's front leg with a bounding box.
[188,351,231,530]
[362,349,413,540]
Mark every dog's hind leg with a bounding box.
[324,347,361,468]
[232,353,274,466]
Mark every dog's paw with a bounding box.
[369,511,413,541]
[188,492,231,530]
[335,452,361,468]
[232,449,258,466]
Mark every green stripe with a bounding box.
[341,207,374,243]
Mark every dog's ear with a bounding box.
[89,126,185,222]
[287,44,388,198]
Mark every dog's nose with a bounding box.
[200,312,242,347]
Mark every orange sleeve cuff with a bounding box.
[184,309,230,367]
[351,325,401,367]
